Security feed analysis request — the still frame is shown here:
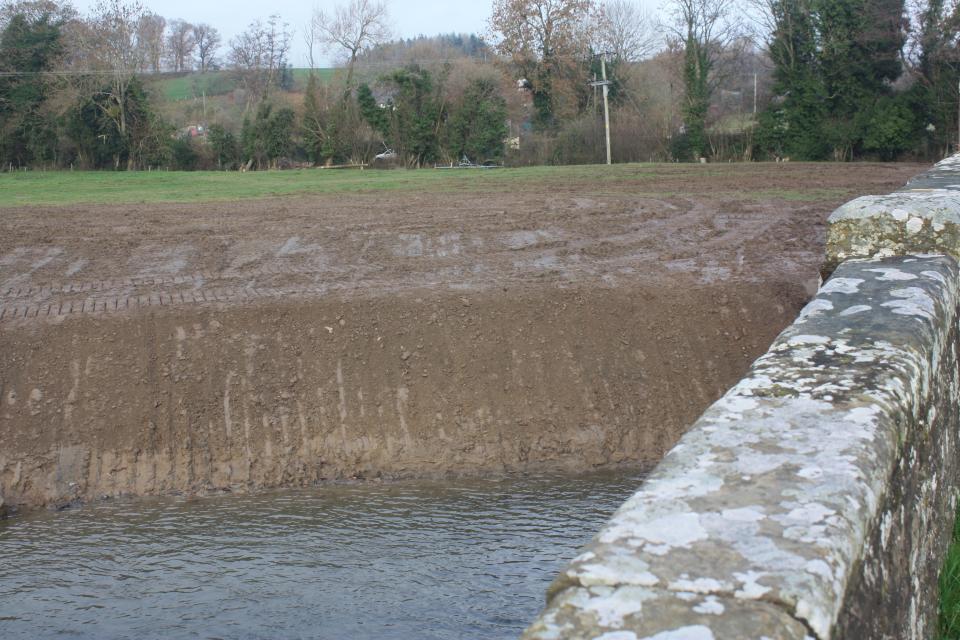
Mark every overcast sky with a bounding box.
[68,0,666,67]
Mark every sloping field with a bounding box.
[0,162,926,510]
[144,68,337,102]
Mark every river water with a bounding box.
[0,469,647,639]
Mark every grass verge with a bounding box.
[940,506,960,638]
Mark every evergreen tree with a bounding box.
[207,124,238,169]
[266,106,296,162]
[681,35,710,160]
[123,77,171,170]
[671,0,738,161]
[66,96,124,169]
[241,101,296,169]
[446,77,508,162]
[171,136,199,170]
[64,76,169,170]
[375,66,443,166]
[0,10,64,168]
[760,0,910,160]
[860,96,915,159]
[912,0,960,156]
[357,83,389,139]
[759,0,829,159]
[241,103,270,169]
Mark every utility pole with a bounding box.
[601,55,611,166]
[590,53,612,165]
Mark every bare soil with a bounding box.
[0,162,927,510]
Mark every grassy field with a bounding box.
[290,68,339,88]
[0,166,637,206]
[941,510,960,638]
[0,165,860,208]
[149,69,338,102]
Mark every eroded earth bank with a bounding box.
[0,163,925,510]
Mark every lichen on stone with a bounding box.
[523,254,960,640]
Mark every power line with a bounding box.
[0,52,652,77]
[0,69,146,76]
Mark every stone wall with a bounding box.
[524,155,960,640]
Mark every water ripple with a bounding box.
[0,468,646,639]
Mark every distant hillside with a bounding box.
[139,68,338,133]
[357,33,491,66]
[146,68,339,103]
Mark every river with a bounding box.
[0,469,647,639]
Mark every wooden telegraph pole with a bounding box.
[590,53,613,165]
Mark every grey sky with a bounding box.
[70,0,667,68]
[69,1,494,67]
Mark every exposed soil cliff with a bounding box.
[0,163,925,509]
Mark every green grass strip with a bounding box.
[0,165,664,207]
[0,163,866,208]
[940,506,960,638]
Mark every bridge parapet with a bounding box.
[524,156,960,640]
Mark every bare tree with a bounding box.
[84,0,146,169]
[668,0,741,158]
[598,0,659,62]
[136,12,164,72]
[488,0,597,127]
[229,15,291,107]
[192,22,220,72]
[311,0,391,86]
[303,7,320,69]
[166,18,195,72]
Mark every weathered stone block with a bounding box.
[524,585,809,639]
[904,154,960,192]
[825,192,960,276]
[825,155,960,276]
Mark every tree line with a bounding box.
[757,0,959,161]
[1,0,958,172]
